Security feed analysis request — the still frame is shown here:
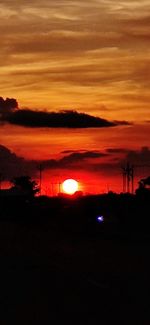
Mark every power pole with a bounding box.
[0,173,2,191]
[38,164,43,196]
[122,167,127,193]
[122,162,134,194]
[58,181,61,194]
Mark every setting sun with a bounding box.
[62,179,78,195]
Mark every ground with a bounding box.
[0,218,150,324]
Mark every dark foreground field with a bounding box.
[0,218,150,325]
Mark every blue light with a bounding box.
[97,216,104,222]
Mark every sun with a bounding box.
[62,179,78,195]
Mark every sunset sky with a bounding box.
[0,0,150,194]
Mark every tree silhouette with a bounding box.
[11,176,39,197]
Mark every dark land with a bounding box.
[0,190,150,324]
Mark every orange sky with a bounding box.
[0,0,150,194]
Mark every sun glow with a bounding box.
[62,179,78,195]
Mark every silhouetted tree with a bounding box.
[11,176,39,198]
[135,177,150,199]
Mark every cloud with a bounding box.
[124,146,150,166]
[0,97,18,120]
[59,150,107,165]
[106,147,150,168]
[1,2,150,58]
[0,96,131,128]
[79,146,150,176]
[61,147,150,172]
[1,1,150,122]
[106,148,129,154]
[6,108,129,128]
[100,147,150,175]
[40,150,107,170]
[1,145,150,184]
[0,145,107,180]
[0,144,35,180]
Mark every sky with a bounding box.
[0,0,150,195]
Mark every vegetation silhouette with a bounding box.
[0,175,150,324]
[0,173,150,234]
[11,176,39,198]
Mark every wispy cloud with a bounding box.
[0,0,150,121]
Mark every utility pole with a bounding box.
[122,163,150,194]
[0,173,2,191]
[38,164,43,196]
[122,162,134,194]
[58,181,61,194]
[122,167,127,193]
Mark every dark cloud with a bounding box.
[6,108,129,128]
[1,145,150,184]
[0,96,18,120]
[124,147,150,166]
[113,120,132,126]
[59,150,106,165]
[99,147,150,177]
[0,144,35,180]
[77,147,150,176]
[0,96,130,129]
[106,148,129,154]
[61,149,90,154]
[105,147,150,170]
[0,145,107,181]
[40,150,106,170]
[61,150,79,154]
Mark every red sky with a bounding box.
[0,0,150,194]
